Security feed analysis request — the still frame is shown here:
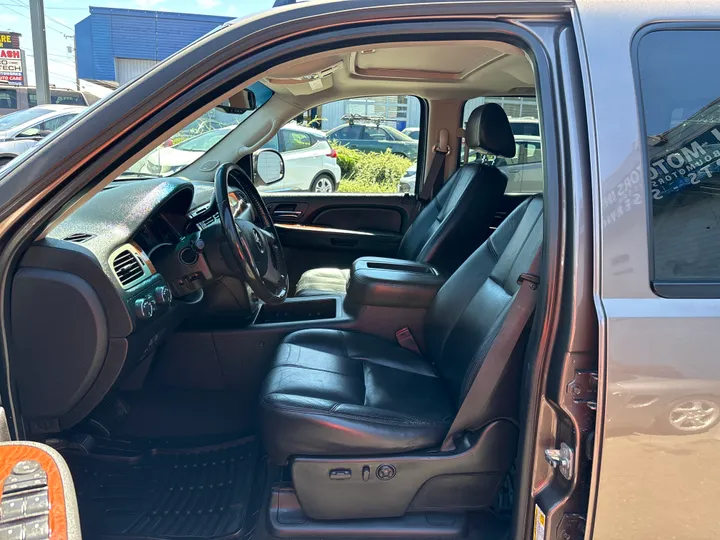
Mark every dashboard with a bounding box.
[11,178,229,435]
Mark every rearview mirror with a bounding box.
[253,149,284,185]
[216,89,256,114]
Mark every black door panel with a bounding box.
[313,206,403,233]
[263,194,413,287]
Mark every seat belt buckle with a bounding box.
[396,327,421,355]
[517,273,540,290]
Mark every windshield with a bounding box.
[121,82,273,178]
[0,107,54,130]
[174,128,232,152]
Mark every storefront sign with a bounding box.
[0,33,21,49]
[0,48,24,86]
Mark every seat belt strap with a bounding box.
[396,326,421,355]
[440,248,542,452]
[418,128,450,207]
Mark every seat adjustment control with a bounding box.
[0,460,50,540]
[329,468,352,480]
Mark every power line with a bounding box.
[0,2,74,38]
[5,0,74,31]
[26,52,74,68]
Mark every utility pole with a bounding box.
[29,0,50,105]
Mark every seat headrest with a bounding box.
[465,103,516,158]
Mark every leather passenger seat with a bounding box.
[294,103,516,296]
[260,194,543,464]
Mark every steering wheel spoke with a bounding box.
[256,226,277,245]
[215,163,288,304]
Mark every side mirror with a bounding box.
[253,149,284,185]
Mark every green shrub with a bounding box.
[332,143,362,179]
[337,150,412,193]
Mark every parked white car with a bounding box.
[402,127,420,140]
[496,135,543,194]
[400,135,542,194]
[142,123,341,192]
[0,104,85,166]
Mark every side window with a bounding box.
[18,114,76,138]
[0,89,17,110]
[37,114,75,132]
[521,141,542,164]
[51,94,85,106]
[460,96,542,194]
[263,95,421,195]
[281,130,313,152]
[363,127,386,141]
[637,29,720,291]
[331,125,363,141]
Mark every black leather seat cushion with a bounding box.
[260,329,456,463]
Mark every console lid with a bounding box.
[346,257,446,309]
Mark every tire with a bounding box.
[0,157,14,168]
[310,174,335,193]
[657,395,720,435]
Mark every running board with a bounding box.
[268,485,468,538]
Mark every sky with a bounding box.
[0,0,277,87]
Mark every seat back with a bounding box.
[397,104,517,275]
[425,195,543,408]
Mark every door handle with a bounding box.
[272,210,302,220]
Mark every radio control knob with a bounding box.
[135,297,154,320]
[154,285,172,305]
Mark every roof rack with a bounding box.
[342,114,387,127]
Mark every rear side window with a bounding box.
[331,125,363,141]
[637,29,720,291]
[281,130,313,152]
[28,92,86,108]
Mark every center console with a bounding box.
[155,257,447,392]
[344,257,446,311]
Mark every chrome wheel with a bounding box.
[312,176,334,193]
[668,399,720,432]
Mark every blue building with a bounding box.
[75,7,232,85]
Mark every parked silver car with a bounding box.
[0,104,85,166]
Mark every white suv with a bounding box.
[259,123,342,193]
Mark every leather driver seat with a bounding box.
[294,103,516,296]
[260,195,543,464]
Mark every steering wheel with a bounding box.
[215,162,288,305]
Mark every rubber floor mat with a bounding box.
[66,437,261,540]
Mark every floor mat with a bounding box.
[66,437,261,540]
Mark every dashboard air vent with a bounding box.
[112,249,144,287]
[63,232,95,243]
[199,213,219,229]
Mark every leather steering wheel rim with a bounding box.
[215,162,288,305]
